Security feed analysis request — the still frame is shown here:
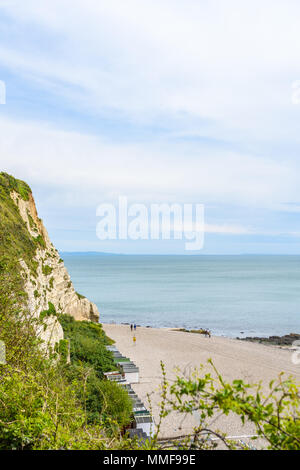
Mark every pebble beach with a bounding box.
[103,324,300,446]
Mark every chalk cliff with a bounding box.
[0,172,99,350]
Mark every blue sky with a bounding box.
[1,0,300,254]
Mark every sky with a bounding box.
[0,0,300,254]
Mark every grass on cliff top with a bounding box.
[0,172,44,277]
[0,172,31,201]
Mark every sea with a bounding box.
[62,254,300,338]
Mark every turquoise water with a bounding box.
[62,254,300,338]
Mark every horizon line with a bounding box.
[59,251,300,256]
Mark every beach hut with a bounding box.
[135,415,155,437]
[103,371,124,382]
[127,428,149,444]
[105,345,118,352]
[133,405,148,415]
[119,362,139,383]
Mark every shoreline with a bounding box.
[102,322,300,348]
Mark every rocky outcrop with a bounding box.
[10,190,99,346]
[238,333,300,346]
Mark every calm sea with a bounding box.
[62,254,300,338]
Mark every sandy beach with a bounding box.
[103,324,300,446]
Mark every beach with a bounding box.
[103,324,300,446]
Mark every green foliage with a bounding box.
[150,360,300,450]
[55,339,69,364]
[64,364,133,430]
[58,315,132,431]
[31,260,39,277]
[0,359,115,450]
[42,264,53,276]
[0,173,134,449]
[35,234,46,249]
[86,375,133,428]
[0,256,133,450]
[0,172,31,201]
[40,302,57,321]
[58,314,115,377]
[76,291,85,299]
[0,175,39,276]
[27,210,38,232]
[0,256,40,368]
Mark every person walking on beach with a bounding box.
[134,324,136,331]
[130,324,133,332]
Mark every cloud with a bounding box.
[1,0,300,136]
[204,224,251,235]
[0,115,298,210]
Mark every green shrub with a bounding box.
[0,259,133,450]
[40,302,57,321]
[59,314,113,346]
[55,339,69,364]
[27,210,38,232]
[59,315,115,377]
[0,172,31,201]
[76,291,85,299]
[64,364,132,430]
[0,359,113,450]
[35,235,46,249]
[42,264,53,276]
[0,174,40,277]
[86,375,133,428]
[73,335,115,376]
[150,361,300,450]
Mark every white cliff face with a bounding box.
[10,191,99,349]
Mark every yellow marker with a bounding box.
[133,335,136,344]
